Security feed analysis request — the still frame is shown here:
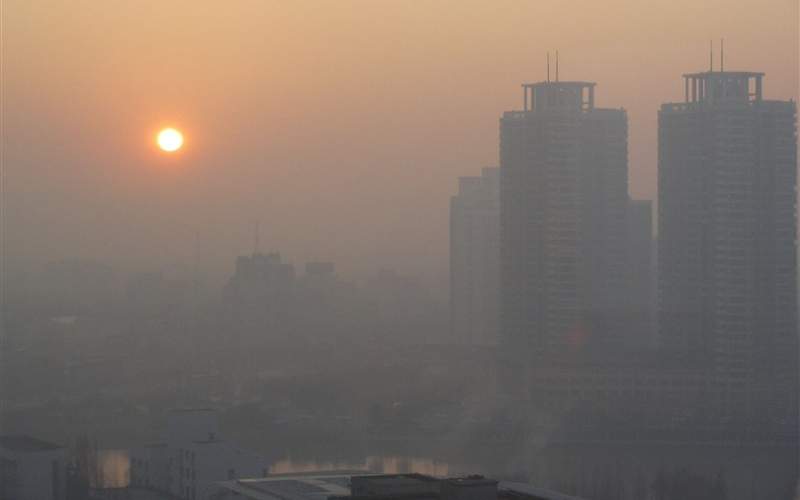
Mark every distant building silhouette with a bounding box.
[224,252,296,311]
[223,252,296,334]
[450,167,500,346]
[658,70,798,433]
[295,261,363,344]
[499,79,629,390]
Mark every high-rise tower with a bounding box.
[499,80,629,389]
[658,69,798,427]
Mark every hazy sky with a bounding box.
[4,0,798,291]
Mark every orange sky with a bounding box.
[4,0,798,291]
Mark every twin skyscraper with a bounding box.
[451,65,797,445]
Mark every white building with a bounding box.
[130,409,268,500]
[0,435,66,500]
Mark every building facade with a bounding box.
[625,199,655,349]
[658,70,798,432]
[0,435,66,500]
[130,409,269,500]
[499,80,629,388]
[450,167,500,345]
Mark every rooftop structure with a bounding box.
[205,473,587,500]
[521,81,596,112]
[681,71,764,104]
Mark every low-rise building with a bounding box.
[0,435,66,500]
[130,409,268,500]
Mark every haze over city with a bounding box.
[5,0,797,290]
[2,1,800,500]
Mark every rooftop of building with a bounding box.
[499,481,587,500]
[505,80,629,116]
[522,81,596,88]
[208,472,587,500]
[213,472,362,500]
[170,407,216,413]
[661,69,799,109]
[0,435,63,452]
[355,473,440,484]
[682,70,765,78]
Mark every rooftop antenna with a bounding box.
[555,50,559,82]
[547,52,551,82]
[720,38,724,72]
[710,39,714,72]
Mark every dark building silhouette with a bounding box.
[499,79,628,390]
[450,167,500,346]
[221,252,297,359]
[295,261,364,344]
[658,70,798,433]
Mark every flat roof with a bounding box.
[682,71,764,78]
[210,473,588,500]
[357,473,440,483]
[444,477,498,487]
[0,435,63,452]
[170,407,215,413]
[500,481,587,500]
[213,472,374,500]
[522,81,596,88]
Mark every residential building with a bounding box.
[0,435,66,500]
[658,69,798,430]
[499,79,628,390]
[130,409,268,500]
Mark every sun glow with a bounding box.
[157,128,184,152]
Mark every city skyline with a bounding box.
[4,0,798,291]
[3,3,799,499]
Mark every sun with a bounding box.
[157,128,184,152]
